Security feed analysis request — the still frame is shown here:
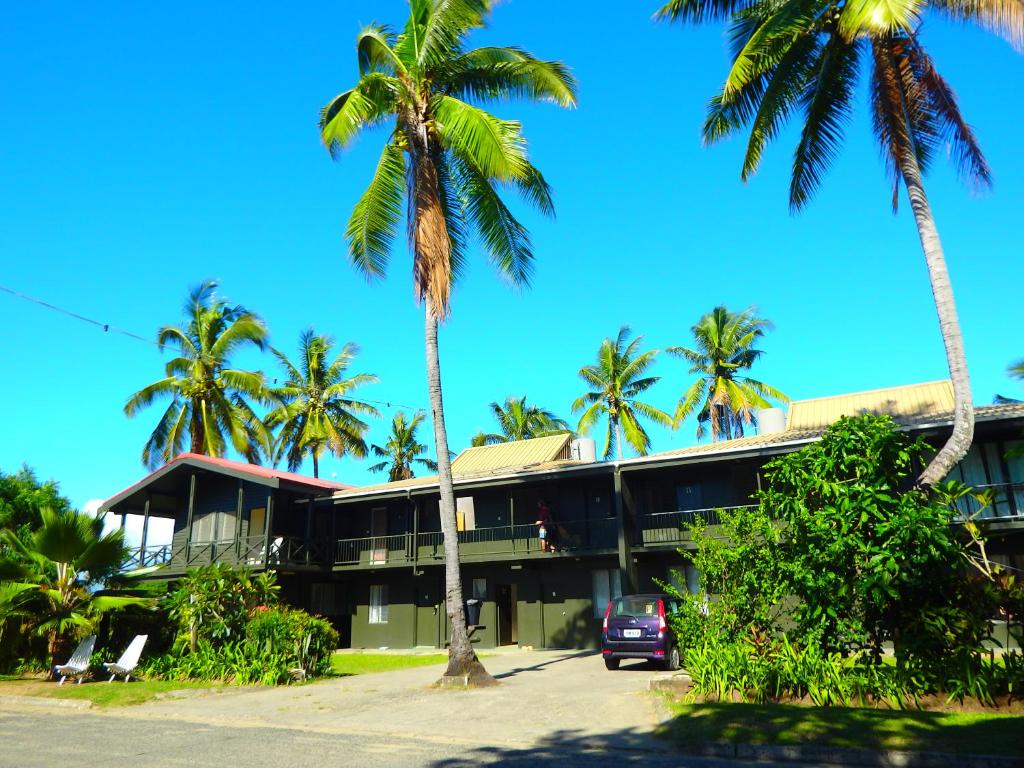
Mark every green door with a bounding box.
[415,576,442,648]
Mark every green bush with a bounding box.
[142,605,338,685]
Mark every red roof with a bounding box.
[102,452,350,510]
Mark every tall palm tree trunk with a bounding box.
[424,299,493,683]
[312,452,319,479]
[613,415,624,460]
[900,153,975,487]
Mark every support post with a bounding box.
[305,499,314,565]
[184,472,197,564]
[509,492,515,554]
[140,495,151,567]
[234,480,244,561]
[330,501,337,565]
[263,492,273,567]
[613,469,638,594]
[411,492,419,572]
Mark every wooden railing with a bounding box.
[123,544,173,570]
[634,505,757,546]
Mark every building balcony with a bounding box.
[332,517,619,569]
[633,505,757,548]
[124,534,328,575]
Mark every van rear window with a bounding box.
[612,597,659,617]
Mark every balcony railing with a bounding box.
[953,482,1024,521]
[634,505,757,546]
[123,544,173,570]
[334,517,619,566]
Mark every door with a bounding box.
[370,507,387,564]
[415,578,442,648]
[497,584,517,646]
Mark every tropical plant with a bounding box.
[319,0,575,680]
[760,415,971,659]
[164,563,280,653]
[669,306,788,441]
[124,281,272,468]
[470,396,571,446]
[0,466,74,538]
[572,327,673,459]
[0,507,149,670]
[265,329,380,477]
[656,0,1023,485]
[368,411,439,482]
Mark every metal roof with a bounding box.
[450,433,572,475]
[786,380,955,431]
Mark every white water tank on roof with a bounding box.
[757,408,787,435]
[570,438,597,463]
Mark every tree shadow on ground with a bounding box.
[657,702,1024,758]
[492,650,597,680]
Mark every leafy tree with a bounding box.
[0,508,149,670]
[759,415,970,660]
[656,0,1023,485]
[125,281,272,468]
[572,327,672,459]
[0,466,74,538]
[669,306,788,441]
[369,411,439,482]
[265,329,380,478]
[319,0,575,680]
[470,396,570,446]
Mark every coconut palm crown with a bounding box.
[656,0,1023,484]
[670,306,789,441]
[265,329,381,478]
[124,281,271,468]
[471,396,571,446]
[369,411,439,482]
[319,0,575,681]
[573,327,673,460]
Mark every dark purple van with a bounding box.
[601,593,681,671]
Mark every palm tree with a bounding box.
[265,330,380,478]
[369,411,439,482]
[319,0,575,680]
[572,327,673,459]
[0,507,148,673]
[471,396,571,446]
[656,0,1021,485]
[124,281,271,468]
[669,306,789,441]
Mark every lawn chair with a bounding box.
[103,635,148,683]
[54,635,96,685]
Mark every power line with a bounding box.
[0,284,160,346]
[0,283,423,412]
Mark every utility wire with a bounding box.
[0,283,423,411]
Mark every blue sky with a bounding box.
[2,1,1021,517]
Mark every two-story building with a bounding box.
[102,381,1024,651]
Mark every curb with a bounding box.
[686,741,1024,768]
[0,694,92,711]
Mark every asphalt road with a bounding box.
[0,710,812,768]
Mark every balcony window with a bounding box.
[457,496,476,531]
[191,511,235,544]
[369,584,389,624]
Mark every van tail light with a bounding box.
[602,601,612,633]
[658,599,667,632]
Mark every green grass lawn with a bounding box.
[0,677,222,707]
[329,653,449,677]
[658,700,1024,757]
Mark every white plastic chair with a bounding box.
[54,635,96,685]
[103,635,148,683]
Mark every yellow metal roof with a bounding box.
[450,433,572,476]
[786,380,955,431]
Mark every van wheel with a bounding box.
[664,646,681,672]
[604,658,620,671]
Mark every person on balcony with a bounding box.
[536,499,555,553]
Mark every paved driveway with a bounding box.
[0,650,811,767]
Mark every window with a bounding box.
[369,584,388,624]
[471,578,487,600]
[591,568,622,618]
[191,511,236,544]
